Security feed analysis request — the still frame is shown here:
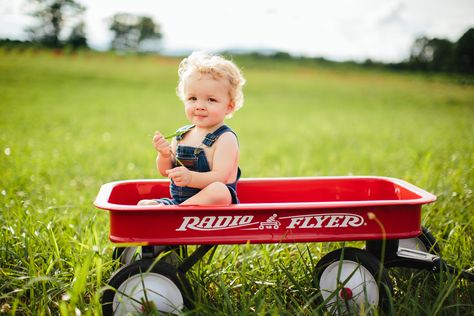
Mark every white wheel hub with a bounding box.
[113,272,184,315]
[319,260,379,311]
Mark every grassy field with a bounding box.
[0,49,473,315]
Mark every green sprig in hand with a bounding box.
[161,127,193,167]
[163,125,194,140]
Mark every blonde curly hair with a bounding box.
[176,52,246,117]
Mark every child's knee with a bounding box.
[206,182,231,204]
[207,181,227,193]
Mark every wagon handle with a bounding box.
[432,258,474,282]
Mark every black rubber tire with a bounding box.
[314,247,393,314]
[102,259,193,315]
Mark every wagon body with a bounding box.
[94,176,436,245]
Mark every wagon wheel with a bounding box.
[112,247,141,265]
[315,247,393,314]
[102,259,193,315]
[399,226,440,254]
[112,246,186,266]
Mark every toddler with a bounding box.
[138,52,245,206]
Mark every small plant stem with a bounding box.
[170,151,184,167]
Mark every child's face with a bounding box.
[183,73,234,130]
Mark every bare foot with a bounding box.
[137,199,161,206]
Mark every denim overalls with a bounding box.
[156,124,241,205]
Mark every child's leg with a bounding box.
[181,182,232,206]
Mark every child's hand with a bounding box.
[153,131,171,157]
[166,167,192,187]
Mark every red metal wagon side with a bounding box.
[94,176,436,246]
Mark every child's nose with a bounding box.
[195,100,206,109]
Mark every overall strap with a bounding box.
[175,125,195,141]
[202,125,235,147]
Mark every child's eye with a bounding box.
[188,96,197,101]
[208,98,217,102]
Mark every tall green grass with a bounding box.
[0,49,473,315]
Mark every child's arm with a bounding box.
[166,133,239,188]
[153,131,175,177]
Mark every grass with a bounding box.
[0,49,473,315]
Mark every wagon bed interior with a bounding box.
[105,177,423,206]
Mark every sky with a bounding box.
[0,0,473,62]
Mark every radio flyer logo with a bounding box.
[176,213,365,232]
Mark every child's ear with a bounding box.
[227,101,235,114]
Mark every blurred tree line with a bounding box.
[24,0,87,49]
[230,29,474,75]
[109,13,162,52]
[0,0,162,52]
[400,28,474,74]
[0,0,472,75]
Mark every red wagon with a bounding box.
[94,176,460,314]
